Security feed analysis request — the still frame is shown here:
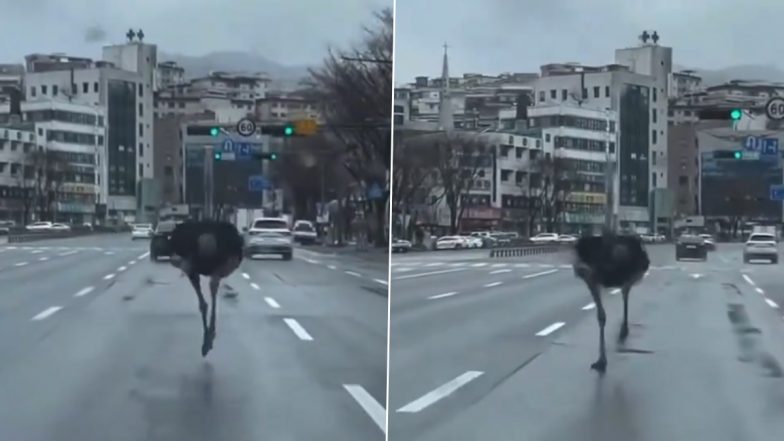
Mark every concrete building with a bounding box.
[23,52,146,223]
[255,94,321,122]
[19,99,106,223]
[668,70,702,98]
[0,125,35,222]
[155,61,185,91]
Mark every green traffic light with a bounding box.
[214,152,222,160]
[730,109,742,120]
[734,151,742,159]
[210,127,220,136]
[270,153,278,160]
[284,125,294,136]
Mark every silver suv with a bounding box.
[743,233,778,264]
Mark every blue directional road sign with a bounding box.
[248,175,270,192]
[744,135,779,155]
[770,184,784,201]
[763,138,779,155]
[220,139,254,159]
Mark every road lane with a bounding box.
[389,243,784,441]
[0,236,387,440]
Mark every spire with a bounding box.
[438,43,454,133]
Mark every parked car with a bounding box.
[675,234,708,261]
[0,220,15,235]
[131,223,153,240]
[530,233,559,244]
[463,236,483,249]
[743,232,778,264]
[435,236,466,250]
[50,223,71,232]
[25,221,53,231]
[558,234,578,244]
[244,231,293,260]
[292,220,318,245]
[391,238,412,253]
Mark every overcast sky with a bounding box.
[394,0,784,84]
[0,0,386,66]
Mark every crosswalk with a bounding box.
[390,260,681,274]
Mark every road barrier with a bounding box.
[6,228,104,243]
[489,244,566,258]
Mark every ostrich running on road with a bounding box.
[573,231,650,373]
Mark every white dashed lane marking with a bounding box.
[374,279,388,285]
[743,274,756,286]
[429,292,458,300]
[536,322,566,336]
[397,371,484,413]
[484,281,503,288]
[522,269,558,279]
[31,306,62,321]
[74,286,95,297]
[283,318,314,341]
[582,303,596,311]
[14,262,28,267]
[250,282,260,290]
[103,273,115,280]
[242,272,250,280]
[118,266,127,272]
[766,298,779,309]
[343,385,387,434]
[264,297,281,309]
[489,269,511,275]
[345,271,362,278]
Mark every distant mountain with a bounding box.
[675,64,784,87]
[159,50,313,90]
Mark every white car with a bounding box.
[25,221,53,231]
[131,223,153,240]
[558,234,578,244]
[244,231,293,260]
[248,217,290,234]
[743,233,778,264]
[435,236,466,250]
[50,223,71,232]
[530,233,559,244]
[462,236,483,248]
[292,220,318,244]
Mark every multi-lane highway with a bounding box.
[0,234,387,441]
[389,243,784,441]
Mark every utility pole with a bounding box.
[604,109,615,232]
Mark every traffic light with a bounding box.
[253,152,278,160]
[187,126,224,136]
[214,151,222,160]
[697,108,744,120]
[259,119,318,137]
[733,150,743,159]
[714,150,743,159]
[210,127,220,137]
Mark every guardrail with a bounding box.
[6,228,103,243]
[489,243,566,258]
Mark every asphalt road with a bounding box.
[0,234,387,441]
[389,244,784,441]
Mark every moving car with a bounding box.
[244,231,293,260]
[50,223,71,232]
[530,233,559,244]
[292,220,318,245]
[149,221,178,262]
[698,234,716,251]
[391,238,412,253]
[131,223,153,240]
[434,236,466,250]
[743,232,778,264]
[675,234,708,261]
[463,236,483,249]
[0,220,15,235]
[248,217,291,236]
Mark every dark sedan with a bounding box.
[675,234,708,261]
[149,221,179,262]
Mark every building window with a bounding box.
[562,89,567,100]
[652,130,657,144]
[139,142,144,157]
[582,88,588,99]
[605,86,610,97]
[83,82,89,93]
[52,85,58,96]
[139,164,144,177]
[30,86,36,97]
[179,102,186,109]
[164,165,174,177]
[653,88,657,102]
[41,85,48,95]
[593,86,600,98]
[138,84,143,97]
[98,135,104,145]
[545,133,551,142]
[139,103,143,117]
[94,82,99,93]
[139,124,143,136]
[550,89,556,99]
[536,139,541,148]
[539,91,544,102]
[72,83,77,94]
[652,109,657,123]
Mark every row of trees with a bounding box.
[393,132,581,238]
[12,150,74,224]
[271,9,392,246]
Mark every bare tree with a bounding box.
[528,154,577,233]
[309,8,392,246]
[426,134,489,235]
[26,150,71,221]
[391,138,439,239]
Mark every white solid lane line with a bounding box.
[74,286,95,297]
[489,269,511,275]
[283,318,313,341]
[429,291,458,300]
[345,271,362,277]
[250,282,261,290]
[522,269,558,279]
[103,273,115,280]
[536,322,566,336]
[344,385,386,434]
[766,298,779,309]
[14,262,28,267]
[743,274,756,286]
[31,306,63,321]
[264,297,281,308]
[582,303,596,311]
[484,281,503,288]
[395,268,466,280]
[397,371,484,413]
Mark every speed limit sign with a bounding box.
[236,118,257,137]
[765,97,784,121]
